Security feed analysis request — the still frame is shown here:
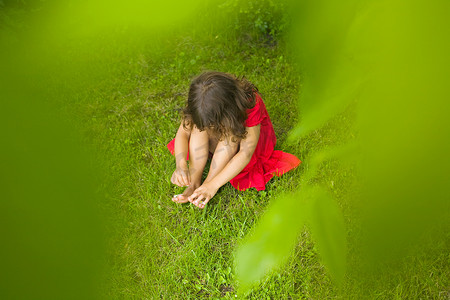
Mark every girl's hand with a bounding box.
[171,164,190,187]
[188,183,218,209]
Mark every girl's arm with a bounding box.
[171,123,191,187]
[188,125,261,208]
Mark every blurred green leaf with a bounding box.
[235,190,311,294]
[238,0,449,296]
[235,186,347,293]
[309,190,347,285]
[287,0,362,140]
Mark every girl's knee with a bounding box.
[217,139,239,156]
[191,125,206,135]
[190,126,210,154]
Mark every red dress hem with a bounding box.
[167,140,300,191]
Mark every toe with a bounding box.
[199,197,210,209]
[173,194,189,203]
[193,196,205,208]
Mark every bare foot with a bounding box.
[172,184,198,204]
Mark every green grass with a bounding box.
[73,31,449,299]
[0,1,448,299]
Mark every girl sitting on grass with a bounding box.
[167,71,300,208]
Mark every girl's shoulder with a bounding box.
[245,92,265,127]
[254,90,263,103]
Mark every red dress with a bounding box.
[167,92,301,191]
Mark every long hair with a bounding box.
[182,71,258,141]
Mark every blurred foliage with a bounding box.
[1,0,449,298]
[235,186,346,294]
[235,191,310,292]
[0,0,203,299]
[235,0,450,295]
[0,34,105,300]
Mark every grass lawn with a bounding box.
[74,30,449,299]
[1,1,448,299]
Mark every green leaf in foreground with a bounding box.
[235,187,347,294]
[309,190,347,285]
[234,191,310,294]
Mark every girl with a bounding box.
[167,71,300,208]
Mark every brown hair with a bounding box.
[182,71,258,141]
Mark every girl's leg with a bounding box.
[188,127,210,186]
[190,138,238,207]
[206,139,238,182]
[172,126,209,203]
